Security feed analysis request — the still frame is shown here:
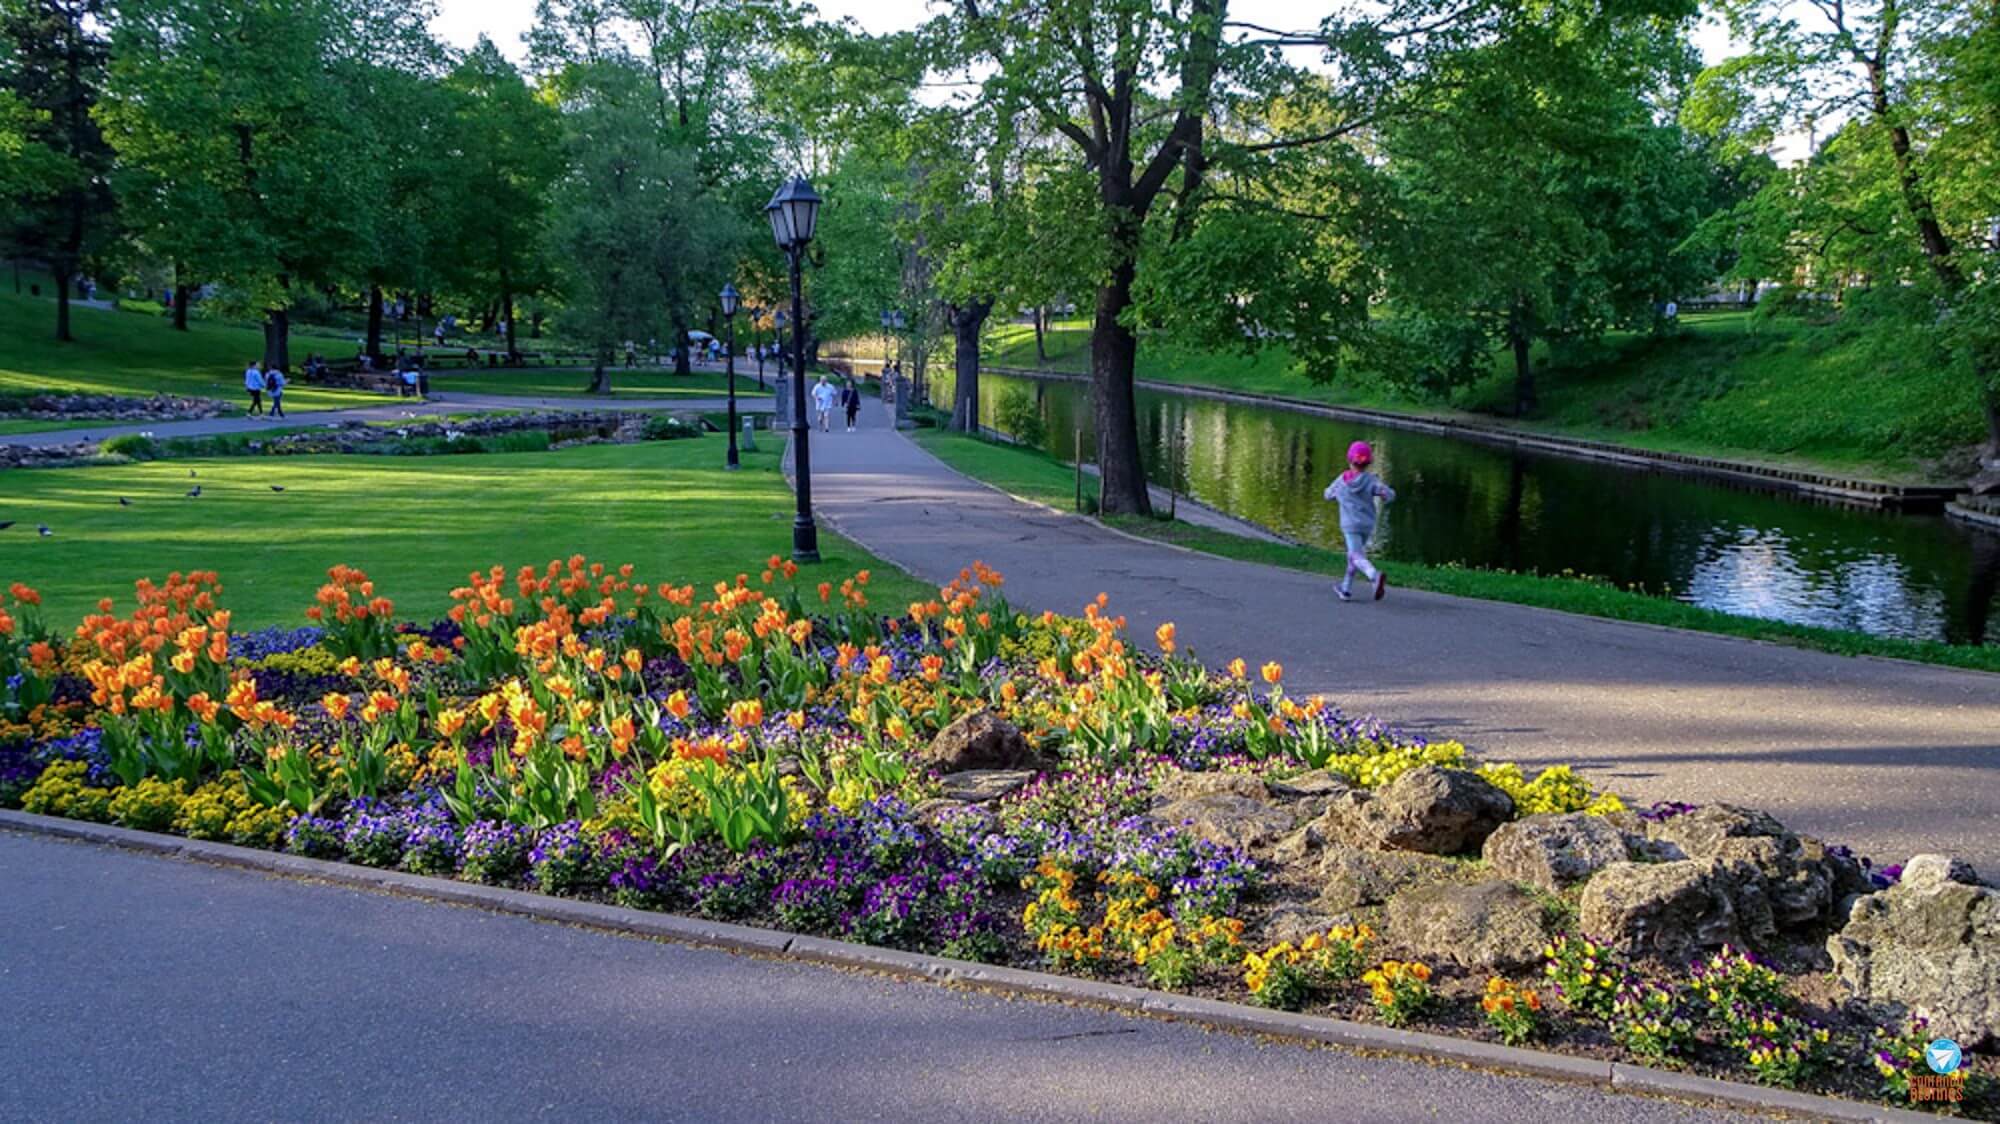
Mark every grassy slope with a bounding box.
[429,367,774,399]
[0,437,929,630]
[0,288,390,413]
[963,311,1979,483]
[909,427,2000,674]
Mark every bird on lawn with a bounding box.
[38,525,53,537]
[186,485,202,497]
[189,469,197,477]
[119,496,132,506]
[0,521,14,530]
[269,485,285,492]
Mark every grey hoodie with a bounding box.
[1324,470,1395,533]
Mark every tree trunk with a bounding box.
[262,308,291,372]
[587,349,610,394]
[172,283,189,331]
[366,285,385,362]
[951,298,994,432]
[501,279,517,362]
[672,313,692,375]
[530,311,543,339]
[1092,255,1151,516]
[55,271,73,343]
[1033,306,1047,363]
[1980,375,2000,462]
[1511,328,1535,417]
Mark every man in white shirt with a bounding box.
[812,375,837,432]
[243,361,266,416]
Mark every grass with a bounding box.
[910,427,2000,675]
[431,367,776,400]
[949,309,1983,484]
[0,437,929,630]
[0,287,395,413]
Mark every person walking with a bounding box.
[266,366,287,418]
[243,361,266,416]
[1324,440,1396,602]
[842,378,862,432]
[812,375,838,433]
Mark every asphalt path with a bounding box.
[809,403,2000,872]
[0,830,1743,1124]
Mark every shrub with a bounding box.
[100,434,162,460]
[109,776,189,831]
[995,387,1046,447]
[641,414,701,441]
[20,760,113,821]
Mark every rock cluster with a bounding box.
[0,392,226,421]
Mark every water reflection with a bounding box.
[955,371,2000,648]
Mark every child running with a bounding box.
[1324,440,1395,601]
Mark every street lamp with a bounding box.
[748,305,765,388]
[720,282,741,471]
[768,174,823,563]
[879,309,893,380]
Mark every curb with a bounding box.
[0,808,1938,1123]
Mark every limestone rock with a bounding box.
[1150,770,1270,807]
[1326,766,1514,855]
[1268,770,1352,799]
[1150,794,1294,852]
[1482,813,1633,893]
[1263,905,1349,945]
[1829,855,1998,1048]
[1317,843,1464,911]
[1388,881,1553,971]
[1645,804,1866,936]
[1578,861,1741,959]
[920,710,1037,773]
[938,769,1036,804]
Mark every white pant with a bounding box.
[1342,528,1379,589]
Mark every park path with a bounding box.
[0,830,1736,1124]
[0,391,753,450]
[808,401,2000,873]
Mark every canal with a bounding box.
[944,370,2000,648]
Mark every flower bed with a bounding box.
[0,564,1993,1117]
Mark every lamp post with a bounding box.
[768,174,823,563]
[720,283,741,470]
[748,306,765,388]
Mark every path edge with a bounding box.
[0,808,1934,1123]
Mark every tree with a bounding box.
[99,0,385,370]
[1377,10,1724,414]
[923,0,1514,512]
[439,38,562,363]
[545,58,726,393]
[0,0,116,342]
[1695,0,2000,457]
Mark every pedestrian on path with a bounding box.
[266,367,287,417]
[243,361,266,416]
[842,378,861,431]
[813,375,838,433]
[1325,440,1394,602]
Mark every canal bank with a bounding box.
[891,365,2000,651]
[981,365,1965,511]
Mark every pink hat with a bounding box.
[1347,441,1373,467]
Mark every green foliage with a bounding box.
[993,387,1045,447]
[20,760,113,822]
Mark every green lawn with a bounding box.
[0,288,393,413]
[429,366,776,399]
[910,427,2000,674]
[947,310,1981,484]
[0,437,929,630]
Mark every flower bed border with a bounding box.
[1,808,1938,1123]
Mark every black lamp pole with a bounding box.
[769,176,822,563]
[721,283,741,470]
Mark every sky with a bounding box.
[431,0,1740,66]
